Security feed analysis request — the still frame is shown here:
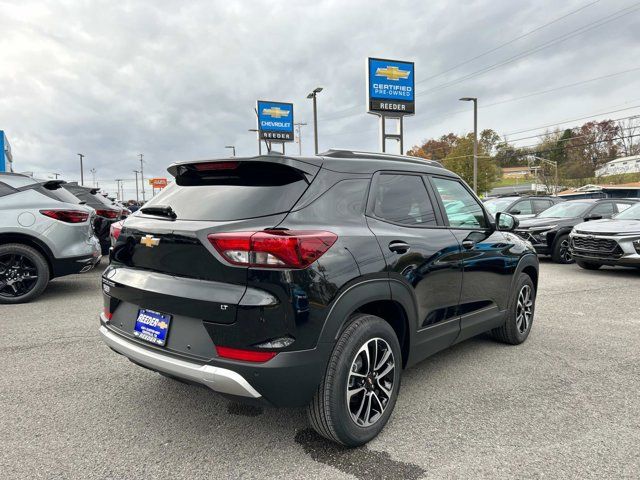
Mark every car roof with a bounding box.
[168,150,456,177]
[0,172,39,188]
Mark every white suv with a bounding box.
[0,173,101,303]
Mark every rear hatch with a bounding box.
[105,158,319,353]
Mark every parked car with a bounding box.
[109,220,124,248]
[515,198,639,263]
[0,173,101,303]
[570,201,640,270]
[483,195,564,219]
[99,150,538,447]
[63,183,122,255]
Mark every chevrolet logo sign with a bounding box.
[262,106,290,118]
[140,235,160,248]
[375,65,410,81]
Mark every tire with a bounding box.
[552,234,574,264]
[307,314,402,447]
[0,243,50,304]
[491,273,535,345]
[576,260,602,270]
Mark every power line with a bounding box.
[416,2,640,97]
[417,0,603,84]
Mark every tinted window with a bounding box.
[510,200,533,215]
[145,162,309,221]
[615,202,633,213]
[614,203,640,220]
[590,202,615,216]
[0,181,17,197]
[533,199,552,214]
[483,197,515,214]
[431,177,487,228]
[43,185,83,204]
[538,202,591,218]
[372,174,437,226]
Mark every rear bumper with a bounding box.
[99,324,262,398]
[52,252,102,277]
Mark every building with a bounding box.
[595,155,640,177]
[0,131,13,173]
[501,166,531,179]
[557,182,640,199]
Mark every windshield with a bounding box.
[483,198,515,214]
[537,201,591,218]
[42,184,84,204]
[613,202,640,220]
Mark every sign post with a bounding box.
[256,100,294,154]
[366,58,415,154]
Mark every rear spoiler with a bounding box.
[40,180,66,190]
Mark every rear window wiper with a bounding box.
[140,204,177,220]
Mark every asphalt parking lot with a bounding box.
[1,260,639,479]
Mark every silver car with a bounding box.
[0,173,101,303]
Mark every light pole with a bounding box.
[248,129,261,155]
[90,168,97,187]
[459,97,478,193]
[294,122,307,155]
[77,153,85,185]
[133,170,140,203]
[307,87,323,155]
[139,154,145,202]
[532,155,559,196]
[225,145,236,156]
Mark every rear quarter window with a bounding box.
[146,162,310,221]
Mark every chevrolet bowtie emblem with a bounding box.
[140,235,160,248]
[375,65,410,81]
[262,106,290,118]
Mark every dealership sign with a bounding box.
[148,178,168,189]
[367,58,415,115]
[257,100,294,141]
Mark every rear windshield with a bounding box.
[42,185,84,204]
[92,193,117,208]
[144,162,309,221]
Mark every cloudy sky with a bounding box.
[1,0,639,199]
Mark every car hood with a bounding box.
[517,217,574,229]
[573,219,640,235]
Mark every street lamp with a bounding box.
[133,170,140,203]
[531,155,559,196]
[77,153,85,186]
[459,97,478,193]
[307,87,323,155]
[294,122,308,155]
[248,129,261,155]
[225,145,236,156]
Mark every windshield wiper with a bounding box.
[140,204,177,220]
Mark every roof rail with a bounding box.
[320,149,443,168]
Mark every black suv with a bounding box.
[484,195,563,219]
[515,198,639,263]
[100,150,538,446]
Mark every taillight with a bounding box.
[95,209,119,219]
[40,209,89,223]
[110,223,123,241]
[194,161,239,171]
[216,346,277,363]
[207,230,338,269]
[103,306,112,321]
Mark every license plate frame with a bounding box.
[133,309,172,347]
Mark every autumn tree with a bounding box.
[442,134,500,194]
[407,133,458,160]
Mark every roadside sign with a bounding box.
[367,58,415,115]
[149,178,168,189]
[257,100,294,142]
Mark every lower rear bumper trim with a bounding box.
[98,325,261,398]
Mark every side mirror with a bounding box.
[584,214,602,221]
[496,212,519,232]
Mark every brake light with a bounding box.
[40,209,89,223]
[194,161,239,171]
[95,209,119,219]
[103,306,112,321]
[110,222,123,241]
[216,346,277,363]
[207,230,337,269]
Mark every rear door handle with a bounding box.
[462,240,475,250]
[389,241,410,254]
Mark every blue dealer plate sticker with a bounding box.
[134,309,172,346]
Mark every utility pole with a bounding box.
[307,87,323,155]
[133,170,140,203]
[52,173,61,179]
[459,97,478,193]
[139,154,145,202]
[90,168,97,187]
[294,122,307,155]
[77,153,85,185]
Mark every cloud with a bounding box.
[1,0,639,198]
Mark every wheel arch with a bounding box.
[0,232,54,276]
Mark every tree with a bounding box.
[441,134,499,194]
[407,133,458,160]
[616,116,640,157]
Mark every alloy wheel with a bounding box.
[0,253,39,298]
[559,239,572,263]
[347,337,395,427]
[515,284,534,334]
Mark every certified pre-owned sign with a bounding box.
[367,58,415,115]
[257,100,294,141]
